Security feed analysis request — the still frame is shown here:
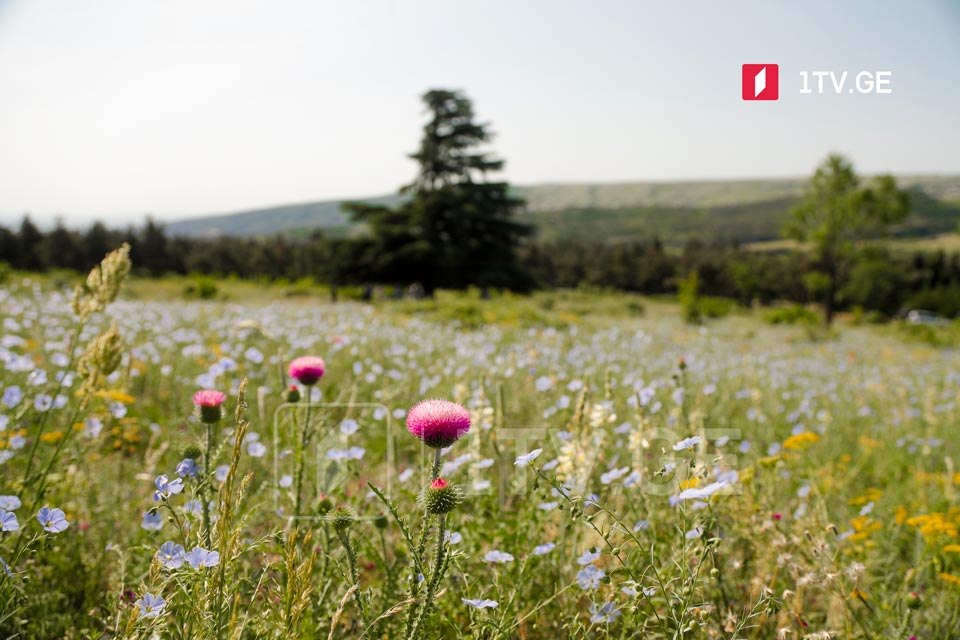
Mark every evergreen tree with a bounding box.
[16,216,45,271]
[82,222,114,269]
[345,89,533,293]
[44,219,83,270]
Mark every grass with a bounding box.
[2,259,960,639]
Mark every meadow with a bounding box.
[1,247,960,639]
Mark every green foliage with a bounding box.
[785,154,911,323]
[764,304,820,325]
[905,286,960,318]
[843,252,907,317]
[678,270,701,324]
[699,296,735,319]
[183,276,219,300]
[896,320,960,347]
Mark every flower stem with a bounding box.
[202,421,214,547]
[294,397,313,518]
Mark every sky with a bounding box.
[0,0,958,226]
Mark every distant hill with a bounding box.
[163,175,960,244]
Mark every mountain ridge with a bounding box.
[162,175,960,241]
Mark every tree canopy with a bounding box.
[344,89,533,293]
[785,154,910,323]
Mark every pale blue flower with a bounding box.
[462,598,498,609]
[156,541,186,569]
[2,385,22,408]
[33,394,53,411]
[185,546,220,569]
[215,465,230,482]
[37,506,69,533]
[484,550,514,563]
[445,531,463,544]
[589,601,622,624]
[136,592,166,618]
[141,511,163,531]
[514,448,542,466]
[154,475,184,501]
[83,417,103,438]
[0,495,21,511]
[176,458,199,478]
[326,446,364,460]
[577,564,605,590]
[339,419,359,435]
[0,509,19,532]
[577,549,601,565]
[182,500,203,516]
[672,436,701,451]
[247,441,267,458]
[673,481,728,504]
[600,467,630,485]
[533,542,555,555]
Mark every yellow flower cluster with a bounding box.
[849,488,883,506]
[783,432,820,451]
[906,510,960,539]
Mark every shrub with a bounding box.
[765,304,820,325]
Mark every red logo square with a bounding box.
[742,64,779,100]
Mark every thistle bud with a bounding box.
[286,385,301,403]
[374,513,388,529]
[905,591,921,609]
[327,505,354,531]
[316,495,333,515]
[422,478,462,515]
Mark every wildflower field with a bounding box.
[2,248,960,639]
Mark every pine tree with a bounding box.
[345,89,533,293]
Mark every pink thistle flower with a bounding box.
[288,356,326,386]
[406,399,471,448]
[193,389,226,424]
[193,390,226,408]
[431,478,449,490]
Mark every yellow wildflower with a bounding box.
[783,432,820,451]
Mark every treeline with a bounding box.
[3,216,960,318]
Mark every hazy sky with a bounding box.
[1,0,958,225]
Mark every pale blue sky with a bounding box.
[0,0,958,225]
